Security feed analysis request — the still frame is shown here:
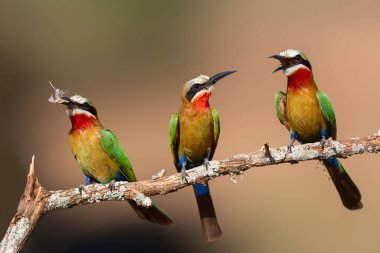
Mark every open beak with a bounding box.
[269,55,290,73]
[208,70,237,86]
[54,95,73,105]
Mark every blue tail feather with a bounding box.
[194,184,209,195]
[325,157,344,173]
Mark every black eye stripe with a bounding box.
[82,102,98,116]
[185,83,205,102]
[292,54,312,70]
[69,102,98,116]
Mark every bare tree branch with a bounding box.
[1,131,380,253]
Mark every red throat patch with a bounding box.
[70,114,96,131]
[287,67,313,90]
[192,92,211,109]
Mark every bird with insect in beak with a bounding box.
[169,70,236,242]
[49,86,172,225]
[270,49,362,210]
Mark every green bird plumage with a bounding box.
[169,71,235,242]
[53,92,172,225]
[271,49,362,210]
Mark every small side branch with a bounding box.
[1,131,379,253]
[0,157,48,253]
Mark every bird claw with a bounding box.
[78,180,92,194]
[181,167,188,183]
[78,185,85,194]
[320,137,327,149]
[203,160,210,170]
[287,133,296,153]
[287,144,294,153]
[108,180,116,191]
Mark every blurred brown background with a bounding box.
[1,1,380,252]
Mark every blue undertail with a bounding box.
[324,157,344,172]
[193,184,209,195]
[115,171,126,181]
[85,175,92,184]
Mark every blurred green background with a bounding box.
[1,1,380,252]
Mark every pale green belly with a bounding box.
[287,93,324,143]
[69,129,119,183]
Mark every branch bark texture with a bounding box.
[1,131,380,253]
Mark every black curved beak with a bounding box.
[61,97,73,104]
[269,55,289,73]
[208,70,237,85]
[48,93,73,105]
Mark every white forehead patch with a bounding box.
[70,95,88,104]
[187,75,209,86]
[279,49,300,58]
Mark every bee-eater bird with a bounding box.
[50,91,172,224]
[169,70,236,242]
[270,49,362,210]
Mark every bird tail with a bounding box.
[194,183,222,242]
[128,200,173,225]
[322,157,362,210]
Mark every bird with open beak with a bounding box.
[270,49,362,210]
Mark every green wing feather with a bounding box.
[275,91,290,131]
[169,113,179,168]
[99,129,137,182]
[210,108,220,160]
[316,90,337,139]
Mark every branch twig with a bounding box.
[1,131,379,253]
